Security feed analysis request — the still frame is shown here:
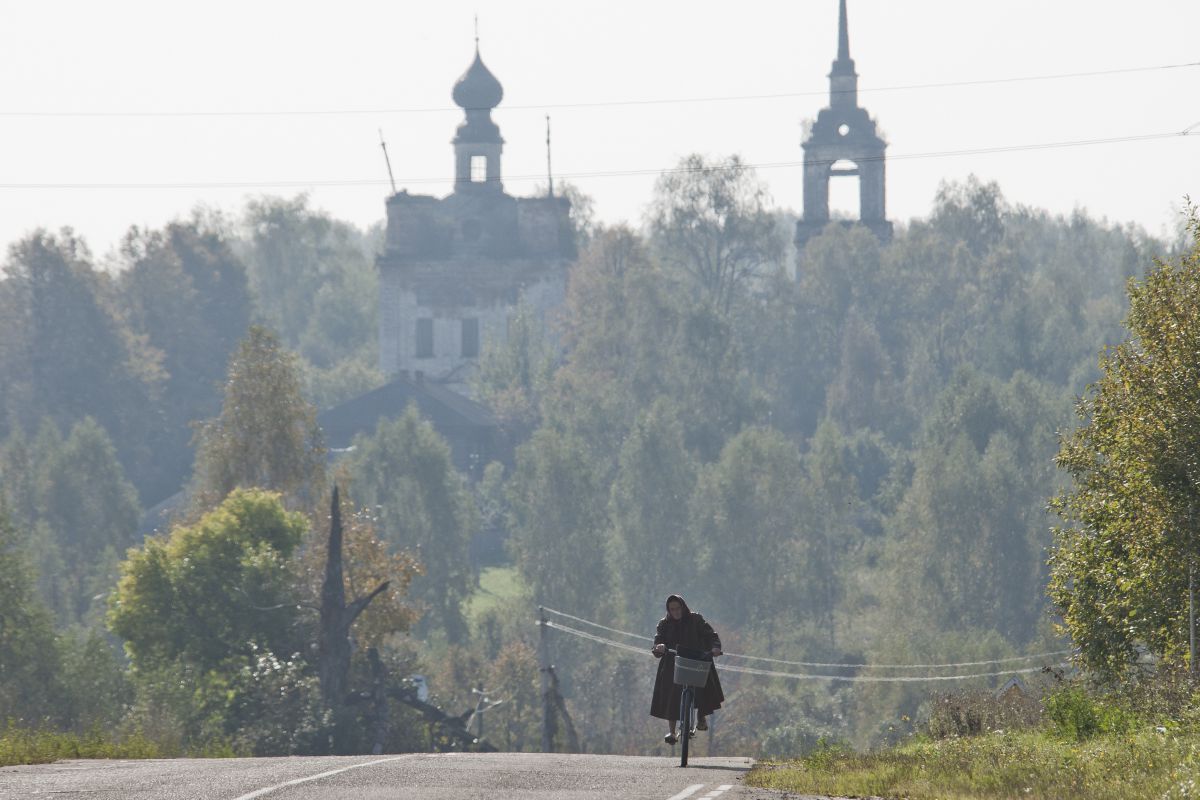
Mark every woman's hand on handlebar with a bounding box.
[652,643,666,657]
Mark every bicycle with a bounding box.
[667,647,713,767]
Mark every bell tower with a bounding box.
[795,0,893,247]
[451,41,505,192]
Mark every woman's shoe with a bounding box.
[664,732,678,745]
[696,716,708,731]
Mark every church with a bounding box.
[318,40,574,481]
[330,1,891,475]
[376,43,575,394]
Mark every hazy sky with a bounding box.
[2,0,1197,259]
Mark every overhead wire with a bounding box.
[542,620,1065,684]
[2,60,1195,118]
[539,607,1075,670]
[0,129,1192,191]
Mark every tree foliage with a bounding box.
[0,504,63,723]
[347,406,477,643]
[507,427,610,620]
[1050,212,1200,675]
[108,489,307,673]
[118,216,252,501]
[0,229,160,495]
[648,154,781,314]
[193,326,326,506]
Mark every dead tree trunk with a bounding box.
[319,486,389,710]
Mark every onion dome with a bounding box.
[452,48,504,110]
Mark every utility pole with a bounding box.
[538,605,554,751]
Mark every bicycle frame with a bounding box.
[666,647,711,768]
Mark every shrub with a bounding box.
[926,689,1042,739]
[1044,685,1136,741]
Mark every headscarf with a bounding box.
[664,594,692,622]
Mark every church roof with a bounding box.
[318,374,498,450]
[452,47,504,110]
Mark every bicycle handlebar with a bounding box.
[662,647,715,658]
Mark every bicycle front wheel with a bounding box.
[679,689,692,768]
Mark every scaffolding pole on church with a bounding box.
[379,129,397,194]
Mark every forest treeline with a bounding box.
[0,158,1191,756]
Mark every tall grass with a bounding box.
[0,723,169,766]
[747,675,1200,800]
[749,729,1200,800]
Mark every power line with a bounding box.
[543,620,1064,684]
[0,128,1192,192]
[539,608,1074,670]
[3,61,1195,118]
[542,607,655,642]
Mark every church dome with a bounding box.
[452,48,503,110]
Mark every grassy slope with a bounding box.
[746,729,1200,800]
[463,565,527,620]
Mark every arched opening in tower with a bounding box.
[828,159,861,220]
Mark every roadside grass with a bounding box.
[463,565,527,621]
[0,721,243,766]
[746,729,1200,800]
[747,670,1200,798]
[0,723,167,766]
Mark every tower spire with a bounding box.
[828,0,858,103]
[837,0,850,62]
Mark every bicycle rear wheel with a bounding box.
[679,689,692,767]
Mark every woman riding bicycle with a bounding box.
[650,594,724,744]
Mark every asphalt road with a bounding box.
[1,752,823,799]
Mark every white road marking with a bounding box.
[230,756,411,800]
[718,786,733,791]
[699,786,735,798]
[665,785,707,800]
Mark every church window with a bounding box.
[462,318,480,358]
[829,160,860,220]
[416,318,434,358]
[470,155,487,182]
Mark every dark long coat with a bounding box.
[650,603,725,720]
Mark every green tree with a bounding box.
[648,154,781,314]
[0,503,64,723]
[608,399,697,630]
[690,426,807,645]
[1050,214,1200,675]
[347,406,477,643]
[239,195,377,366]
[884,369,1063,644]
[0,228,161,495]
[193,326,326,507]
[36,417,141,623]
[484,639,541,751]
[546,227,759,462]
[57,628,134,732]
[119,215,252,502]
[109,488,307,673]
[507,427,610,619]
